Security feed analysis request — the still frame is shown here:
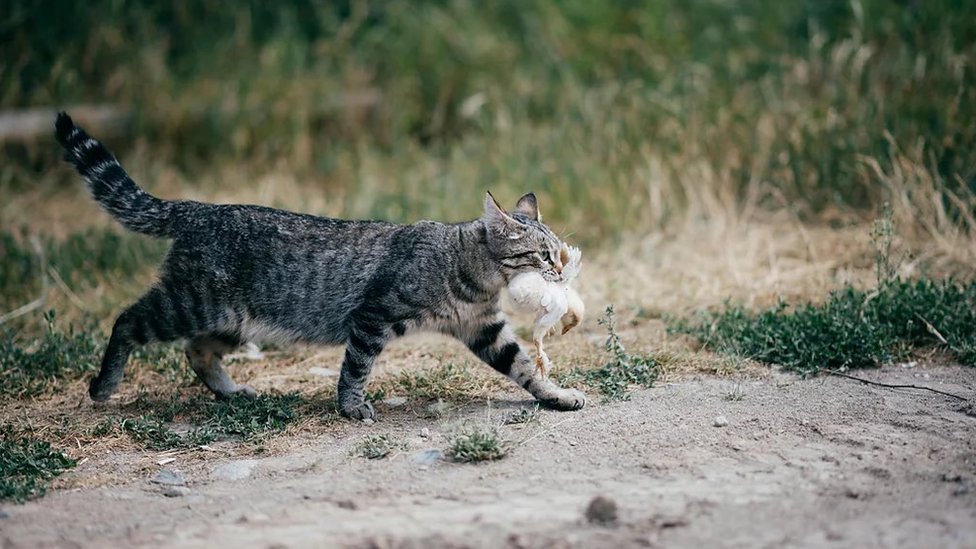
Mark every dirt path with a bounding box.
[3,364,975,549]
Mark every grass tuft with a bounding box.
[448,424,508,463]
[0,431,76,503]
[558,306,660,401]
[94,393,304,450]
[0,310,103,397]
[504,405,540,425]
[672,279,976,374]
[353,434,405,460]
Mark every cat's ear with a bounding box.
[514,192,540,221]
[483,191,524,239]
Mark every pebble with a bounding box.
[584,496,618,526]
[151,469,186,486]
[161,486,191,498]
[383,396,408,407]
[0,510,9,519]
[420,427,430,439]
[410,449,444,466]
[713,415,729,427]
[212,460,258,481]
[236,512,270,523]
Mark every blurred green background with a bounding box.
[2,0,975,241]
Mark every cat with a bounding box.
[54,112,586,420]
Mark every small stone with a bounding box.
[151,469,186,486]
[361,418,375,425]
[236,512,270,523]
[585,496,618,526]
[336,499,358,510]
[410,449,444,466]
[161,486,191,498]
[383,396,407,407]
[713,415,729,427]
[420,428,430,439]
[212,460,258,481]
[0,509,10,519]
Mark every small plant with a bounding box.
[448,425,508,463]
[724,383,745,402]
[1,431,77,503]
[672,279,976,374]
[354,434,405,460]
[504,405,540,425]
[0,310,103,397]
[558,306,660,401]
[108,393,303,450]
[870,202,897,287]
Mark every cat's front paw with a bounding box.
[339,400,376,421]
[539,388,586,411]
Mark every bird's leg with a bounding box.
[534,337,552,378]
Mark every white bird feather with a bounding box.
[507,244,585,377]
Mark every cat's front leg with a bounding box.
[459,318,586,411]
[337,323,388,421]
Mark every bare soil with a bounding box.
[3,362,974,549]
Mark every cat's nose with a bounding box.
[554,260,563,274]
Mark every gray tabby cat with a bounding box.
[54,112,586,420]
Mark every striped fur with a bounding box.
[55,112,585,419]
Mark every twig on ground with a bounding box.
[828,370,968,401]
[914,313,949,345]
[517,417,573,446]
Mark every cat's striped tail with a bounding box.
[55,112,180,238]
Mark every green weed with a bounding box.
[672,280,976,374]
[558,306,659,401]
[504,405,540,425]
[353,434,405,460]
[0,431,76,503]
[0,310,103,397]
[94,393,304,450]
[448,425,507,463]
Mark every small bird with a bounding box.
[508,244,585,377]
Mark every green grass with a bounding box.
[92,393,305,450]
[557,306,660,401]
[3,1,974,245]
[353,434,406,460]
[448,424,508,463]
[0,310,103,397]
[671,279,976,375]
[0,431,76,503]
[0,229,166,311]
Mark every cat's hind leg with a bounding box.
[185,333,256,399]
[90,285,190,400]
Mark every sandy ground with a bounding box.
[2,361,974,549]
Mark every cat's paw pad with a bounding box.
[540,389,586,411]
[340,400,376,421]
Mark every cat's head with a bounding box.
[482,192,567,282]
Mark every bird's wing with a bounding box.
[560,245,583,282]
